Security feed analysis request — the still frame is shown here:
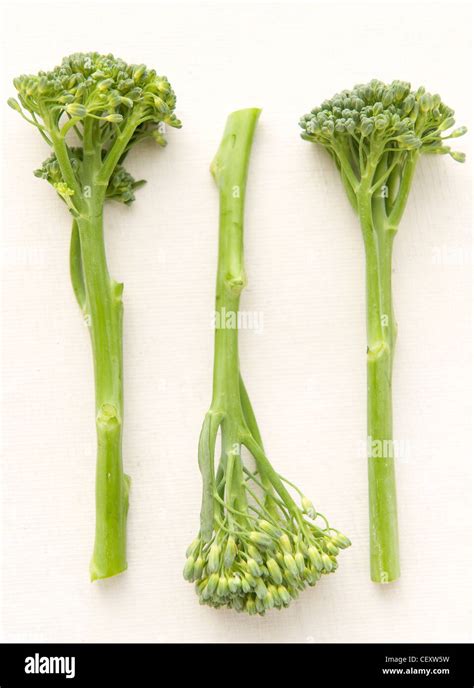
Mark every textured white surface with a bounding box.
[0,0,472,643]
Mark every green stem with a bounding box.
[359,192,384,347]
[210,110,261,413]
[199,108,261,535]
[76,206,129,581]
[206,109,304,529]
[198,411,222,541]
[359,186,400,582]
[49,129,83,204]
[388,153,418,226]
[69,220,86,311]
[97,118,138,186]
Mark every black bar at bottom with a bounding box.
[0,643,472,685]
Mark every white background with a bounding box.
[1,1,472,643]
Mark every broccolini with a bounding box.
[300,80,466,582]
[184,108,350,614]
[9,52,181,580]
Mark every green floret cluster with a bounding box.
[9,52,181,214]
[10,51,180,133]
[299,79,466,186]
[185,507,350,615]
[34,148,145,205]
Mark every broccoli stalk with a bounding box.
[184,109,350,615]
[9,53,181,580]
[300,80,466,582]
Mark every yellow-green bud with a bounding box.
[153,96,168,112]
[223,537,237,568]
[268,584,281,607]
[132,65,146,82]
[308,565,321,582]
[151,130,167,147]
[98,78,114,92]
[289,586,300,600]
[200,578,211,600]
[278,586,291,605]
[322,553,333,572]
[7,98,22,113]
[228,575,241,593]
[247,559,261,578]
[247,544,263,564]
[108,94,122,108]
[196,579,207,595]
[449,126,467,139]
[66,103,87,117]
[283,553,299,578]
[278,534,292,553]
[207,573,219,594]
[267,583,278,597]
[263,591,274,610]
[183,556,195,581]
[207,542,221,573]
[241,577,251,593]
[266,558,283,585]
[295,552,305,573]
[332,533,351,549]
[246,598,257,615]
[255,578,267,600]
[419,93,432,112]
[186,538,200,558]
[301,496,316,519]
[119,96,134,109]
[308,546,323,571]
[440,117,455,131]
[244,572,257,588]
[105,113,124,123]
[249,531,273,549]
[54,182,74,198]
[258,519,282,538]
[450,151,466,163]
[232,596,244,612]
[296,538,309,556]
[193,556,205,579]
[217,575,228,597]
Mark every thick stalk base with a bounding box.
[75,184,129,581]
[367,348,400,583]
[90,403,130,581]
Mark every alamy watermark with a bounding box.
[431,244,472,266]
[25,653,75,679]
[358,435,411,463]
[212,307,264,334]
[1,245,47,267]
